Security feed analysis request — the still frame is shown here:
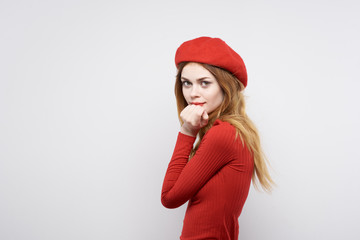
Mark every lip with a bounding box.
[191,102,205,106]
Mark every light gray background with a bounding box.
[1,0,359,239]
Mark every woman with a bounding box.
[161,36,274,240]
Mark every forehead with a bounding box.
[181,62,215,79]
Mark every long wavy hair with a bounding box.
[175,62,274,192]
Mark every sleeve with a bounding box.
[161,123,236,209]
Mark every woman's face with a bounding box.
[181,62,224,114]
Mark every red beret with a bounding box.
[175,36,248,88]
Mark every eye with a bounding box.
[182,81,191,87]
[201,81,211,87]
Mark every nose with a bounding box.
[190,85,200,98]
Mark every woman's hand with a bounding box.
[180,105,209,137]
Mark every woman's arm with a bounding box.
[161,121,236,208]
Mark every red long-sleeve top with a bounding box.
[161,119,254,240]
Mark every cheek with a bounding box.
[216,94,223,105]
[210,89,223,102]
[219,91,225,102]
[182,89,190,101]
[211,92,224,109]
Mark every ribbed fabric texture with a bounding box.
[161,119,254,240]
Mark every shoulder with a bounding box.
[212,119,234,129]
[206,119,236,138]
[201,119,236,148]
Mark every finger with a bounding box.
[202,110,208,120]
[194,106,207,119]
[180,105,194,118]
[181,105,198,124]
[200,110,209,126]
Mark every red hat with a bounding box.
[175,36,248,88]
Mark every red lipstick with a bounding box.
[191,102,205,106]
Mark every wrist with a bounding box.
[180,125,197,137]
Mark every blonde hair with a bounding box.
[175,62,275,192]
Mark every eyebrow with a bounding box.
[181,77,211,82]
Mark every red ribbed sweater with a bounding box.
[161,119,254,240]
